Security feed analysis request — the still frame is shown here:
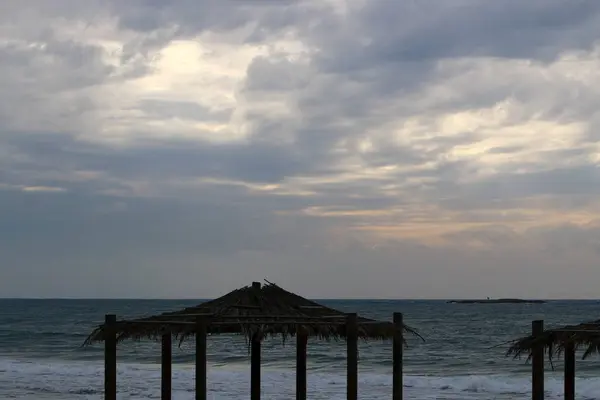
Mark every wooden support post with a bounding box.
[104,314,117,400]
[564,341,575,400]
[296,328,308,400]
[346,313,358,400]
[195,317,207,400]
[251,333,261,400]
[250,282,262,400]
[161,333,172,400]
[393,312,404,400]
[532,320,544,400]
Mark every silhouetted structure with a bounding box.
[85,281,423,400]
[507,319,600,400]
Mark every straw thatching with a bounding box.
[84,281,423,346]
[507,319,600,361]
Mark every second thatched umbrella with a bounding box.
[505,318,600,400]
[507,319,600,361]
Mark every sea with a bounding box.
[1,299,600,399]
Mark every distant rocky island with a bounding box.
[447,298,546,304]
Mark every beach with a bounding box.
[2,299,600,399]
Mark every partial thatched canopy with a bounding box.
[84,281,422,346]
[507,319,600,361]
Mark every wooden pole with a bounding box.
[564,341,575,400]
[250,281,262,400]
[104,314,117,400]
[393,312,403,400]
[296,328,308,400]
[161,333,172,400]
[251,333,261,400]
[195,317,207,400]
[532,320,544,400]
[346,313,358,400]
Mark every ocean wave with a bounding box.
[1,357,599,399]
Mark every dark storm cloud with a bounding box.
[431,163,600,214]
[105,0,316,59]
[296,0,600,124]
[0,189,289,257]
[0,36,114,91]
[3,131,309,184]
[316,0,600,67]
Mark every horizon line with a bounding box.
[1,297,599,301]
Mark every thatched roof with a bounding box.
[507,319,600,361]
[84,281,423,346]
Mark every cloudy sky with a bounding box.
[2,0,600,299]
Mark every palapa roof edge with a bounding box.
[506,319,600,361]
[84,280,424,346]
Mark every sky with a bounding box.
[2,0,600,299]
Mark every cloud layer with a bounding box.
[2,0,600,298]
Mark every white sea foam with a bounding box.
[1,358,599,399]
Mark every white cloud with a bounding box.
[0,183,66,193]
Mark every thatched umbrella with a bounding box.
[507,319,600,361]
[86,280,422,400]
[85,280,422,345]
[506,319,600,400]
